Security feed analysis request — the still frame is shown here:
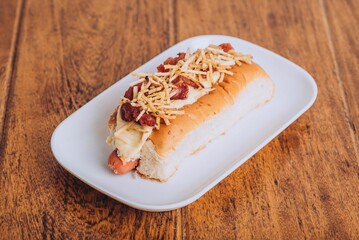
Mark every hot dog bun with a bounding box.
[126,63,275,181]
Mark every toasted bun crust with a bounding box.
[108,62,274,181]
[108,108,117,130]
[148,63,268,156]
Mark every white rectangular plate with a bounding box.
[51,35,317,211]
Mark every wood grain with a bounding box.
[0,0,180,239]
[0,0,23,144]
[322,0,359,155]
[176,0,359,239]
[0,0,358,239]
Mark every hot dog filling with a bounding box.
[107,43,252,166]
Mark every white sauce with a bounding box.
[113,111,152,161]
[112,81,217,162]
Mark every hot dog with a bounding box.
[106,44,274,181]
[108,150,139,174]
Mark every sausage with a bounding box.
[120,103,156,126]
[108,150,139,174]
[138,113,156,126]
[157,52,186,72]
[120,103,141,122]
[164,52,186,65]
[157,64,168,73]
[219,43,234,52]
[170,81,189,100]
[172,75,199,89]
[124,82,143,100]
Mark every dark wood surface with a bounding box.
[0,0,358,239]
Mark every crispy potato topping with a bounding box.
[123,44,252,129]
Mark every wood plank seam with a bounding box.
[168,0,176,46]
[169,1,186,239]
[181,206,187,240]
[0,0,25,148]
[318,0,359,163]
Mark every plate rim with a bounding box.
[51,34,318,211]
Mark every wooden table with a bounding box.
[1,0,358,239]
